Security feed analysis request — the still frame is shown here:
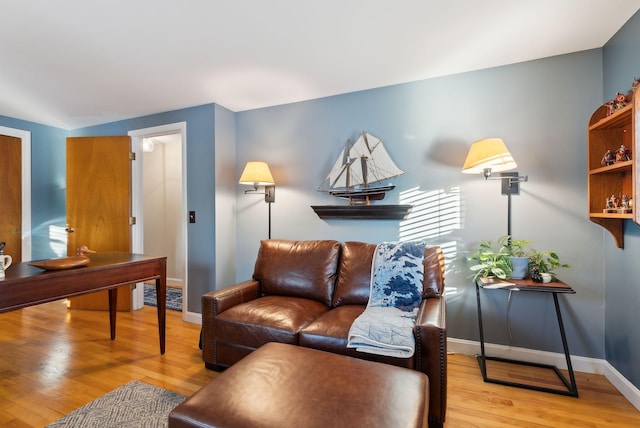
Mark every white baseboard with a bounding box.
[183,310,201,324]
[448,337,640,411]
[447,338,603,373]
[603,361,640,411]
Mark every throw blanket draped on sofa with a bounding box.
[347,241,425,358]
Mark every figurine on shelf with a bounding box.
[622,195,630,209]
[616,144,631,162]
[605,99,616,116]
[608,194,619,209]
[615,92,629,110]
[601,149,615,166]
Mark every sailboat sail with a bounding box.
[320,131,405,204]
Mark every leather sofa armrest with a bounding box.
[415,296,447,427]
[202,279,261,315]
[202,280,261,370]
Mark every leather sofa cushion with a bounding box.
[253,239,340,306]
[299,305,413,369]
[214,295,330,349]
[332,241,376,307]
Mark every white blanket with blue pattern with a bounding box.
[347,241,425,358]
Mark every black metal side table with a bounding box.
[475,277,578,397]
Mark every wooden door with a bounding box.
[0,135,22,263]
[66,136,133,311]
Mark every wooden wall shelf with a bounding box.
[587,92,639,248]
[311,205,413,220]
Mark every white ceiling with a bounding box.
[1,1,638,129]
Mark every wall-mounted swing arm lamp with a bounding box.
[239,161,275,202]
[239,161,275,238]
[462,138,528,236]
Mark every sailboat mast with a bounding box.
[345,139,352,189]
[360,157,368,188]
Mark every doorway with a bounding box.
[129,123,187,317]
[0,126,31,262]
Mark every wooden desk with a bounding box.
[0,252,167,354]
[475,277,578,397]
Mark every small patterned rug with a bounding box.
[46,380,186,427]
[144,284,182,312]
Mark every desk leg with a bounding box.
[156,261,167,354]
[108,288,117,340]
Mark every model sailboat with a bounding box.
[313,131,412,219]
[320,131,405,205]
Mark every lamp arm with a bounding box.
[483,168,528,184]
[244,185,275,203]
[487,175,528,184]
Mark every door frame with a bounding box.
[129,122,188,316]
[0,126,31,261]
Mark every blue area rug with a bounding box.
[144,284,182,312]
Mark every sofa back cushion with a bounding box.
[332,241,376,307]
[253,239,341,306]
[332,242,446,307]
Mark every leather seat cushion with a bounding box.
[214,295,330,349]
[299,305,414,369]
[169,342,429,428]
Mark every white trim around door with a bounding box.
[129,122,188,319]
[0,126,31,261]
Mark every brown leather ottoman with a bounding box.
[170,342,429,428]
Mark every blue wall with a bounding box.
[236,49,606,362]
[602,11,640,389]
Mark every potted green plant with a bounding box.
[528,249,570,281]
[468,238,512,280]
[470,236,570,283]
[502,236,532,279]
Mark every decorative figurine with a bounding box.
[605,194,633,214]
[601,149,615,166]
[606,81,638,116]
[530,266,543,283]
[622,195,630,209]
[605,99,616,116]
[615,92,628,110]
[616,144,631,162]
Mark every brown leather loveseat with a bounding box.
[202,239,447,428]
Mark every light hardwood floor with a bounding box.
[0,301,638,427]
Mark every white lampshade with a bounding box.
[239,161,275,185]
[462,138,517,174]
